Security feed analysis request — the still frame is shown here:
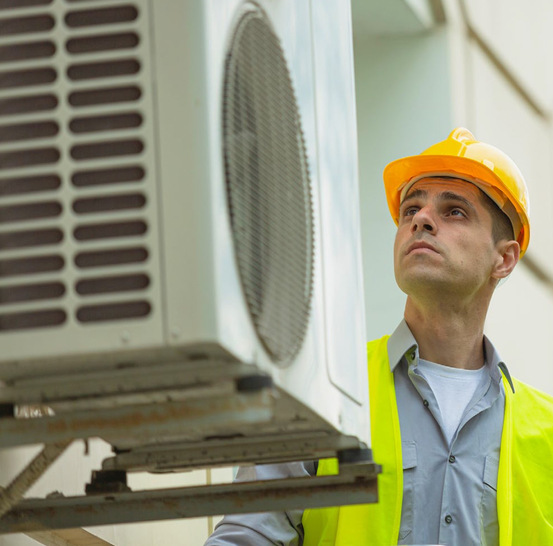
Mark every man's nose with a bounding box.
[411,206,436,233]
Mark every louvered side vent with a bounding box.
[0,0,64,332]
[0,0,159,343]
[65,1,152,326]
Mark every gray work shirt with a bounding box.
[206,320,512,546]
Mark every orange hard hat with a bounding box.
[383,127,530,256]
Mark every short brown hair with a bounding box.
[479,190,515,244]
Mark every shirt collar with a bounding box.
[386,319,515,392]
[484,335,515,392]
[386,319,417,372]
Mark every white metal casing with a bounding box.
[0,0,369,448]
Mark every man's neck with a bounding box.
[404,297,488,370]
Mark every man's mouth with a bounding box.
[406,241,438,255]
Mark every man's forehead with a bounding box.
[403,176,481,200]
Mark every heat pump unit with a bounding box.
[0,0,369,469]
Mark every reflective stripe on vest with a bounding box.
[302,336,553,545]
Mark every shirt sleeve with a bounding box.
[204,461,316,546]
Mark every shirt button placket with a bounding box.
[441,449,456,543]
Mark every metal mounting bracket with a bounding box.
[0,461,380,534]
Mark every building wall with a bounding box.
[354,0,553,395]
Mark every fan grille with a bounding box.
[223,5,314,364]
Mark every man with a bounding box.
[206,128,553,545]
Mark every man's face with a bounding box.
[393,177,501,299]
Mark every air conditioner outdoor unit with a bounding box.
[0,0,370,472]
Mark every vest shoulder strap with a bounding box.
[303,336,403,546]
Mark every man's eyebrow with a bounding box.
[401,188,426,206]
[439,191,476,211]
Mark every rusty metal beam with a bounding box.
[1,360,250,407]
[0,463,380,534]
[0,391,273,449]
[101,431,366,472]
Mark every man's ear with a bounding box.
[492,240,520,280]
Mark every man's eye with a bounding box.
[449,208,466,217]
[402,206,418,217]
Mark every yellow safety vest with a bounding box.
[303,336,553,545]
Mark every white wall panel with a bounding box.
[464,0,553,111]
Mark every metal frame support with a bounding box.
[0,375,380,534]
[0,440,72,519]
[0,390,273,449]
[0,461,380,534]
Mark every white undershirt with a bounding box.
[418,358,489,445]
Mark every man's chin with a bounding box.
[397,273,451,296]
